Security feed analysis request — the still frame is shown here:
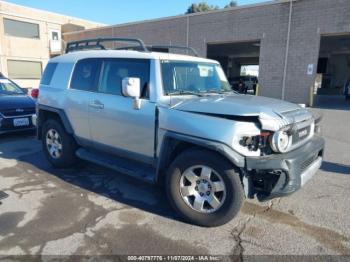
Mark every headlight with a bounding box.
[270,131,291,153]
[239,132,272,156]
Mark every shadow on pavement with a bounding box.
[321,161,350,175]
[313,95,350,111]
[0,134,181,224]
[24,151,179,221]
[0,130,36,142]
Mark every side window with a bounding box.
[98,59,150,98]
[70,59,101,91]
[41,63,58,85]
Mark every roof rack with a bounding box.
[150,45,199,57]
[114,44,199,56]
[65,37,148,53]
[65,37,199,57]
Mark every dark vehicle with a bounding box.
[0,76,36,134]
[238,79,246,94]
[229,76,258,95]
[344,79,350,100]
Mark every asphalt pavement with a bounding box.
[0,98,349,259]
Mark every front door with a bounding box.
[88,58,155,162]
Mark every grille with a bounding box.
[300,154,318,172]
[292,125,311,145]
[0,108,35,117]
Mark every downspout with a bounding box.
[186,15,190,55]
[281,0,293,100]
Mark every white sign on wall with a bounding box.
[49,29,61,53]
[307,64,314,75]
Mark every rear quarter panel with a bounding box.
[38,62,74,110]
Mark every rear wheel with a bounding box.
[42,119,78,168]
[166,148,244,227]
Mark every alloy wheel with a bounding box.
[46,129,63,159]
[179,165,226,213]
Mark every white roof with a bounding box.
[50,50,218,64]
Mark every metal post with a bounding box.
[281,0,293,100]
[186,16,190,47]
[186,16,190,55]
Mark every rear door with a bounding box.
[88,58,155,162]
[66,58,102,145]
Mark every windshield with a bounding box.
[0,79,24,95]
[161,60,232,95]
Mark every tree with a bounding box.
[186,1,238,14]
[186,2,219,14]
[225,0,237,8]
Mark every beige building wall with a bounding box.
[0,0,104,89]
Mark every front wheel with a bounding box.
[166,148,244,227]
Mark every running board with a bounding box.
[76,148,156,184]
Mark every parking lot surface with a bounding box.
[0,100,349,258]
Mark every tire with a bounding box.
[42,119,78,168]
[166,148,244,227]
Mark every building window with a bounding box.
[51,31,59,41]
[3,18,40,39]
[7,60,42,79]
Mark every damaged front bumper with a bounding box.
[245,135,325,201]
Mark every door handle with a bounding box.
[89,101,104,109]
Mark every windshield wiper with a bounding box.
[201,89,233,95]
[167,90,204,97]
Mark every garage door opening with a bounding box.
[207,41,260,94]
[315,34,350,96]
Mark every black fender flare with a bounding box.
[155,131,245,182]
[37,105,74,137]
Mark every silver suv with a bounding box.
[36,38,325,227]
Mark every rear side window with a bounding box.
[41,63,58,85]
[70,59,101,91]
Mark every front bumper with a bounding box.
[0,115,36,135]
[245,135,325,201]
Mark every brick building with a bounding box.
[63,0,350,105]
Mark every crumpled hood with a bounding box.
[172,94,299,115]
[171,94,312,131]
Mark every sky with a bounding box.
[3,0,268,25]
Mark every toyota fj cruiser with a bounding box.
[36,38,325,227]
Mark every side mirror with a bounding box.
[122,77,142,110]
[122,77,140,98]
